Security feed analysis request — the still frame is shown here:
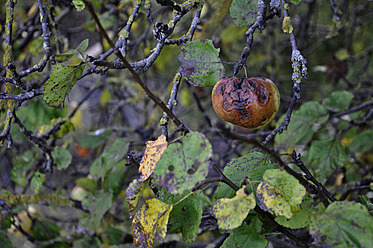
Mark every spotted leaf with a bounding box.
[178,39,224,87]
[213,185,256,230]
[43,63,85,109]
[139,135,168,182]
[256,169,306,218]
[132,198,173,248]
[152,132,212,195]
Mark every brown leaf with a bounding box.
[139,135,168,181]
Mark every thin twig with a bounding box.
[161,72,182,137]
[262,94,298,145]
[82,0,189,131]
[339,178,373,201]
[262,0,307,145]
[330,101,373,119]
[329,0,340,22]
[255,206,309,248]
[291,150,336,207]
[233,0,281,75]
[213,163,309,247]
[0,90,43,101]
[13,111,54,172]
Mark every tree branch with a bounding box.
[82,0,189,131]
[262,0,307,145]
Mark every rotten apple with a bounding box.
[212,77,280,129]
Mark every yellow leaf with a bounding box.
[70,108,83,129]
[99,89,111,106]
[282,16,293,33]
[139,135,168,181]
[212,185,256,230]
[341,137,352,147]
[132,198,173,248]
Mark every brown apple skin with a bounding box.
[212,77,280,129]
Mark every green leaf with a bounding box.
[11,151,35,188]
[80,190,113,232]
[76,177,98,192]
[310,201,373,248]
[78,129,113,148]
[75,39,89,53]
[15,99,67,132]
[359,195,373,212]
[0,213,12,230]
[44,242,70,248]
[230,0,258,27]
[28,37,44,55]
[178,39,225,87]
[73,0,85,11]
[54,39,90,62]
[213,186,256,230]
[32,220,61,241]
[31,172,46,194]
[349,130,373,153]
[106,226,122,245]
[275,101,328,148]
[306,138,347,183]
[83,12,115,32]
[289,0,302,4]
[323,90,354,112]
[275,196,316,229]
[52,147,72,170]
[90,138,129,181]
[153,132,212,195]
[37,118,74,138]
[169,194,202,243]
[43,63,85,109]
[54,54,74,63]
[221,220,267,248]
[104,164,128,194]
[256,169,306,218]
[214,152,277,200]
[0,232,12,248]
